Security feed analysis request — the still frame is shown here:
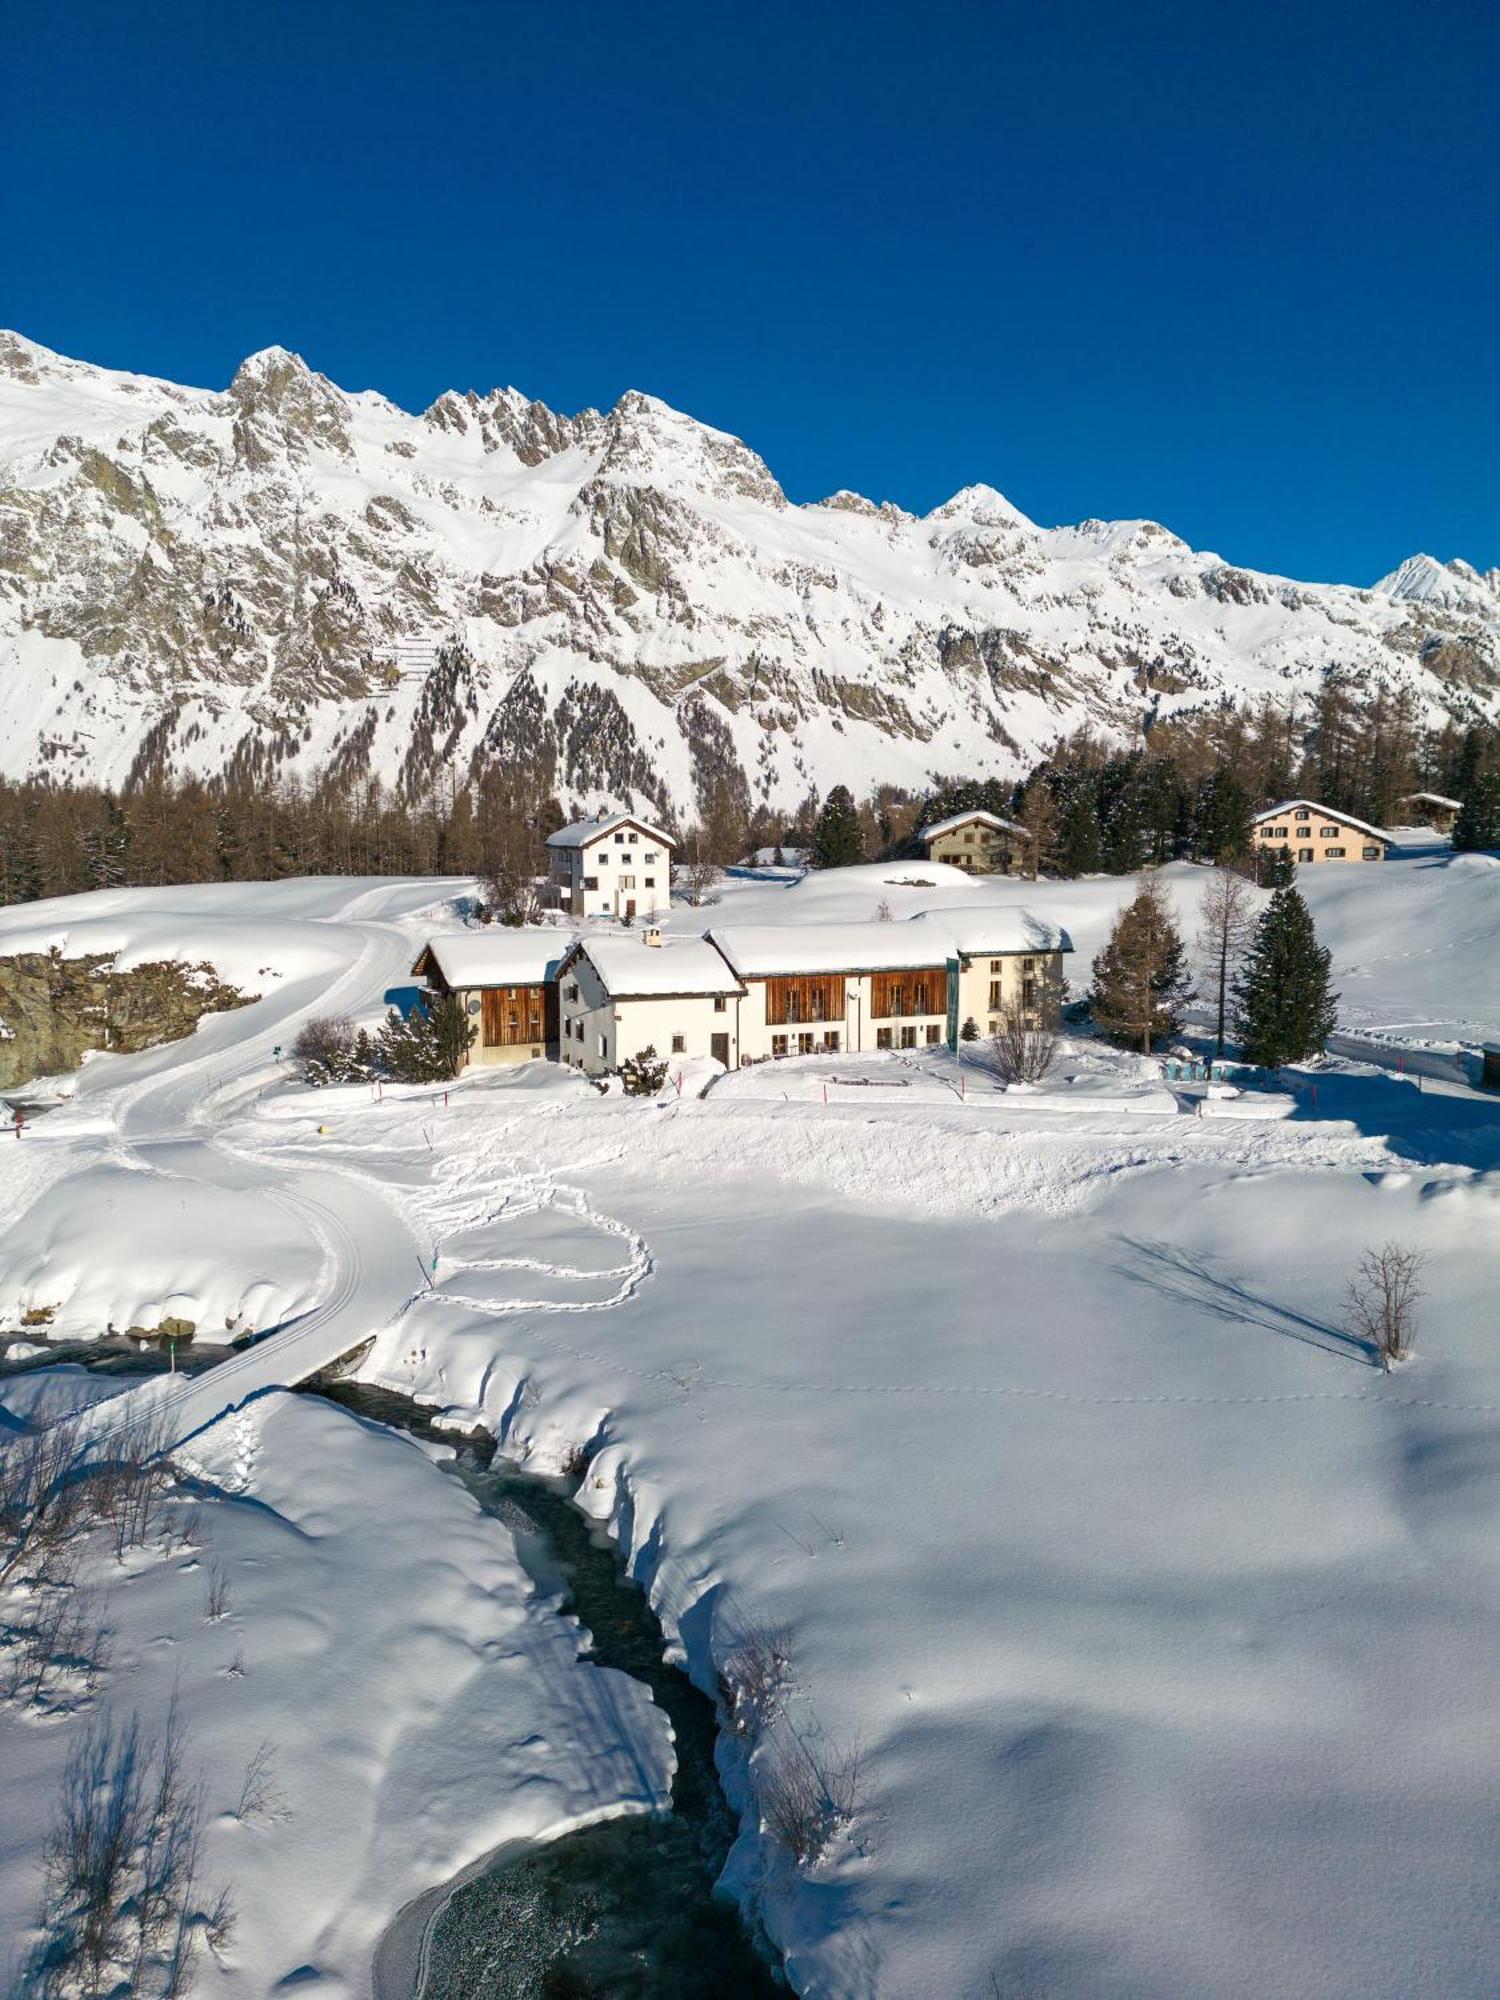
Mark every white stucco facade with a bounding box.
[557,935,744,1076]
[546,814,675,920]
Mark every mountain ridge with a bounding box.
[1,329,1495,822]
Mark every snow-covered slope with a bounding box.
[2,329,1497,818]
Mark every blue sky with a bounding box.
[5,0,1495,583]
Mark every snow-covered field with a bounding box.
[3,854,1499,1997]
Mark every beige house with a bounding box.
[411,930,574,1069]
[1399,792,1462,836]
[1250,800,1391,867]
[940,909,1070,1038]
[546,813,674,921]
[919,810,1031,876]
[557,932,745,1077]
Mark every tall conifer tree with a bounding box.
[1234,886,1338,1067]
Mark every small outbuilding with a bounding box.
[1398,792,1463,836]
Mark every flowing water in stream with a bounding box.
[312,1380,785,2000]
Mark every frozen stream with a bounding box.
[317,1382,785,2000]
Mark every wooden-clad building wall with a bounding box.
[480,984,556,1048]
[869,967,948,1019]
[763,973,846,1025]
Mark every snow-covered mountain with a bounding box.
[1,329,1495,820]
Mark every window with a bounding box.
[798,1033,815,1054]
[628,831,638,843]
[1298,848,1314,863]
[876,1027,893,1049]
[1022,977,1036,1010]
[644,878,655,888]
[583,876,598,891]
[900,1026,918,1049]
[1295,809,1310,820]
[988,1018,1000,1035]
[990,959,1002,973]
[825,1031,840,1052]
[671,1034,685,1054]
[1269,826,1288,839]
[1022,957,1035,973]
[963,830,974,844]
[1319,827,1339,839]
[925,1025,941,1045]
[1363,845,1381,860]
[772,1034,789,1057]
[1325,847,1345,858]
[597,1033,607,1058]
[713,996,726,1012]
[619,875,636,889]
[567,983,578,1002]
[643,851,656,861]
[988,980,1002,1011]
[614,831,626,843]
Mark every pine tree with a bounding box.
[1192,767,1253,864]
[1452,769,1500,853]
[618,1046,669,1096]
[1257,841,1295,888]
[1234,887,1338,1068]
[1089,873,1194,1052]
[1054,773,1103,876]
[378,993,474,1081]
[809,786,864,869]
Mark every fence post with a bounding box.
[822,1082,828,1106]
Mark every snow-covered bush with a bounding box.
[755,1729,866,1868]
[617,1046,668,1097]
[290,1015,376,1087]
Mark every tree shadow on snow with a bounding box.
[1285,1069,1500,1174]
[1112,1236,1376,1367]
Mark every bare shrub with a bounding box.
[1346,1242,1428,1370]
[234,1738,284,1825]
[989,1012,1058,1085]
[203,1563,230,1623]
[480,859,544,927]
[718,1622,794,1744]
[756,1728,866,1868]
[22,1698,226,1999]
[2,1412,175,1715]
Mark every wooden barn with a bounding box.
[411,930,573,1070]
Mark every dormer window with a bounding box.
[1294,809,1310,821]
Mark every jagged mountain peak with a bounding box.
[0,331,1496,817]
[1377,552,1498,615]
[927,482,1035,529]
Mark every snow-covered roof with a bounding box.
[1252,800,1391,843]
[918,810,1030,842]
[413,930,573,988]
[546,812,673,850]
[566,934,743,998]
[1400,792,1462,811]
[708,921,955,978]
[921,906,1073,956]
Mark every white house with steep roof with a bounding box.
[557,931,745,1076]
[545,813,675,920]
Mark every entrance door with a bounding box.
[710,1032,730,1066]
[625,898,637,919]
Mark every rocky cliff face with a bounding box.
[0,948,253,1090]
[1,329,1495,822]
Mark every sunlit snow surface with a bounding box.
[2,853,1498,1996]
